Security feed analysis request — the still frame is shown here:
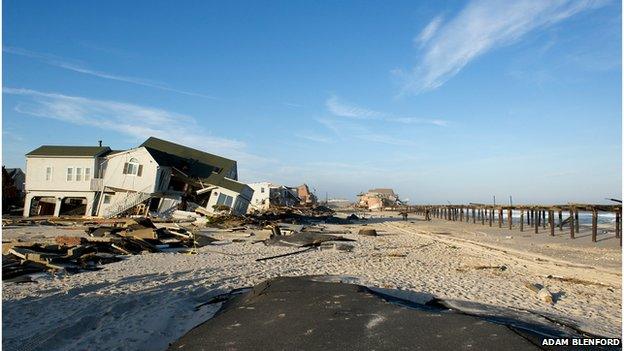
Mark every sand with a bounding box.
[2,213,621,351]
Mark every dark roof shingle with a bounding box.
[26,146,111,157]
[141,137,237,180]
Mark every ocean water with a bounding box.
[503,210,617,225]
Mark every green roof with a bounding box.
[26,146,111,157]
[141,137,237,180]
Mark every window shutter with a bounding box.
[123,162,129,174]
[137,165,143,177]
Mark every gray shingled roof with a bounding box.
[141,137,237,179]
[26,146,111,157]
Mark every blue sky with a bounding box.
[2,0,621,204]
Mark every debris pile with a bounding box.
[2,218,208,281]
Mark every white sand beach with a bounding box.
[2,213,621,351]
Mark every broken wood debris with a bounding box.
[456,265,507,273]
[2,217,212,280]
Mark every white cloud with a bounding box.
[295,132,334,144]
[3,47,217,99]
[397,0,604,94]
[2,88,262,162]
[325,95,448,126]
[414,15,443,46]
[316,118,416,146]
[326,96,383,120]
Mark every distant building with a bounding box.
[248,182,300,213]
[3,167,25,213]
[357,188,400,210]
[5,168,26,196]
[23,137,253,218]
[296,184,317,206]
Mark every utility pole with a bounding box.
[509,195,513,207]
[493,195,496,206]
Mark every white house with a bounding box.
[23,137,253,218]
[23,145,111,217]
[247,182,300,213]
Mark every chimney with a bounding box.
[98,140,102,147]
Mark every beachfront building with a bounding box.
[247,182,300,213]
[296,184,317,206]
[23,145,112,217]
[23,137,253,218]
[357,188,401,210]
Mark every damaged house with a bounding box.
[23,137,253,218]
[247,182,300,213]
[357,188,401,210]
[296,184,317,206]
[246,182,319,213]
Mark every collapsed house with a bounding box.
[247,182,300,213]
[5,167,26,197]
[3,167,25,213]
[296,184,317,206]
[23,137,253,218]
[247,182,317,213]
[357,188,401,210]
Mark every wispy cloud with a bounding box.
[317,118,416,146]
[283,102,305,108]
[2,88,261,162]
[3,47,218,99]
[326,95,448,126]
[414,15,443,47]
[396,0,604,94]
[295,132,333,144]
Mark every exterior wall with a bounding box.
[101,148,159,193]
[248,182,271,212]
[296,184,317,205]
[205,186,248,215]
[23,156,100,217]
[25,156,98,192]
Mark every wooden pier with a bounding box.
[403,204,622,246]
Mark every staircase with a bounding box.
[103,185,153,218]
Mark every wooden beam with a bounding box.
[616,209,621,239]
[591,209,597,243]
[570,208,575,239]
[534,210,539,234]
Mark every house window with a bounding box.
[124,158,142,176]
[103,194,112,204]
[216,193,233,207]
[225,196,233,207]
[45,167,52,181]
[85,168,91,181]
[76,167,83,181]
[261,187,265,193]
[66,167,73,181]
